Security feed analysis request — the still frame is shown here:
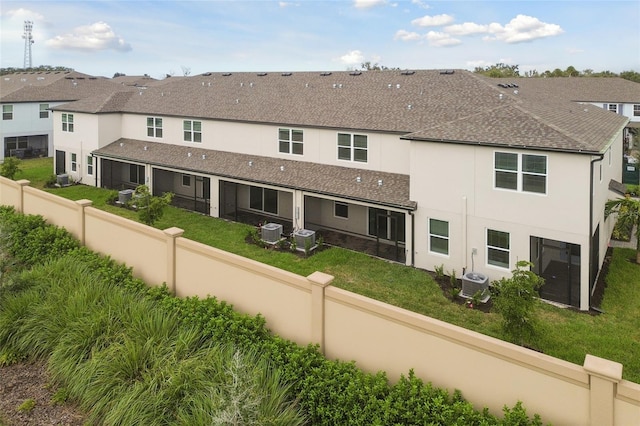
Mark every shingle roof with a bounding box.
[55,69,631,153]
[0,72,124,103]
[93,138,416,210]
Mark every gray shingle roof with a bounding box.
[55,69,632,153]
[93,138,415,210]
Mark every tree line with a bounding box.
[473,63,640,82]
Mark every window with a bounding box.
[607,104,617,113]
[39,104,49,119]
[334,202,349,219]
[279,128,303,155]
[634,105,640,117]
[184,120,202,142]
[368,208,405,242]
[487,229,510,269]
[249,186,278,214]
[429,219,449,255]
[3,105,13,120]
[182,174,191,187]
[494,152,547,194]
[71,153,77,172]
[87,156,93,175]
[62,113,74,132]
[147,117,163,138]
[338,133,367,163]
[130,164,145,185]
[5,137,27,152]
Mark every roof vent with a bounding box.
[202,72,212,76]
[257,72,267,76]
[439,70,455,75]
[349,71,362,76]
[222,73,232,76]
[320,72,332,76]
[281,72,292,76]
[401,70,415,75]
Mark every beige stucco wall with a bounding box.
[119,114,409,174]
[174,237,313,345]
[0,178,25,210]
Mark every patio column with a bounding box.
[307,271,334,354]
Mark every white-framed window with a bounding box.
[62,113,74,132]
[182,174,191,187]
[494,152,547,194]
[429,219,449,255]
[334,202,349,219]
[606,103,617,113]
[87,156,93,175]
[487,229,510,269]
[71,153,77,172]
[39,103,49,119]
[634,105,640,117]
[249,186,278,214]
[147,117,163,138]
[2,105,13,120]
[338,133,368,163]
[279,128,303,155]
[184,120,201,142]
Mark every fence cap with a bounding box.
[583,354,623,381]
[307,271,334,287]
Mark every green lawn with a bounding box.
[14,158,640,383]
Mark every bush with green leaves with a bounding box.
[132,184,174,225]
[0,156,22,179]
[491,261,545,347]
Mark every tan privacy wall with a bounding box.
[2,177,639,426]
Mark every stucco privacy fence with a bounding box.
[1,176,639,426]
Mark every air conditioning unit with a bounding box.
[461,272,490,302]
[261,223,283,244]
[293,229,316,252]
[118,189,134,204]
[56,174,69,186]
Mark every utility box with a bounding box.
[461,272,490,302]
[118,189,134,204]
[293,229,316,251]
[261,223,283,244]
[56,174,69,187]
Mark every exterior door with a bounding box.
[531,236,580,307]
[55,150,65,175]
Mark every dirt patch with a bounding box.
[0,361,86,426]
[430,272,494,313]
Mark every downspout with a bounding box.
[93,154,98,187]
[462,196,467,275]
[589,153,605,308]
[409,210,415,267]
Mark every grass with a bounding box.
[12,158,640,383]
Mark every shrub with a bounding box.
[0,157,22,180]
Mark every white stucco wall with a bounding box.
[0,101,65,158]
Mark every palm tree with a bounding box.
[605,195,640,263]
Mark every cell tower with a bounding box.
[22,20,34,69]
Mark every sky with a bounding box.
[1,0,639,79]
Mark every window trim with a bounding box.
[337,132,368,163]
[249,186,278,215]
[429,218,449,256]
[86,156,93,175]
[634,104,640,117]
[278,128,304,155]
[39,103,49,119]
[487,229,510,269]
[146,116,163,138]
[71,153,77,172]
[494,151,547,195]
[183,120,202,143]
[182,174,191,187]
[607,103,618,114]
[334,202,349,219]
[62,113,74,132]
[2,104,13,120]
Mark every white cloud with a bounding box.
[411,0,430,9]
[4,8,44,21]
[353,0,387,9]
[411,14,454,27]
[425,31,461,47]
[444,22,489,36]
[566,47,585,55]
[485,15,563,43]
[394,29,423,41]
[278,2,299,7]
[45,21,131,52]
[339,50,365,65]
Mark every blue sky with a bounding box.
[1,0,638,79]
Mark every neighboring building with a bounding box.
[0,71,133,160]
[50,70,638,311]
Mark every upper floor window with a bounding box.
[147,117,163,138]
[429,218,449,256]
[487,229,510,269]
[606,103,618,114]
[62,113,74,132]
[634,105,640,117]
[184,120,201,142]
[3,105,13,120]
[39,104,49,119]
[279,128,303,155]
[494,152,547,194]
[338,133,367,163]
